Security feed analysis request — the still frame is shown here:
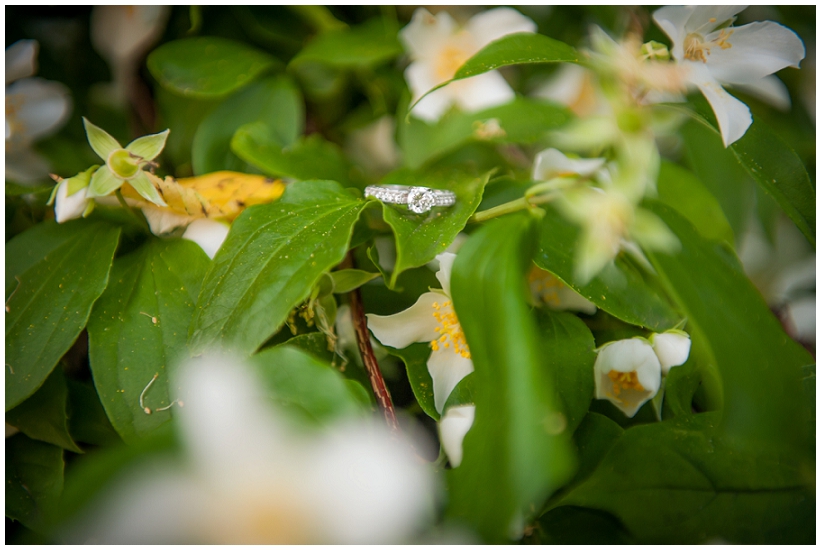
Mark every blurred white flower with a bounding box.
[527,266,597,314]
[401,7,536,122]
[5,40,72,184]
[64,354,437,544]
[368,252,473,413]
[438,404,475,468]
[181,219,230,259]
[594,338,662,418]
[653,5,805,146]
[738,215,815,345]
[650,330,692,375]
[533,64,604,117]
[91,6,170,106]
[347,116,401,177]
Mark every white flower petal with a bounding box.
[91,6,170,63]
[141,206,194,235]
[704,21,805,85]
[652,5,696,60]
[453,70,515,113]
[367,292,443,349]
[434,252,457,297]
[732,74,791,110]
[438,404,475,467]
[554,286,597,315]
[54,180,90,223]
[594,338,661,418]
[532,148,605,182]
[427,346,474,414]
[182,219,229,259]
[784,296,816,344]
[5,39,38,85]
[651,331,692,375]
[5,146,51,184]
[399,8,456,61]
[465,7,536,50]
[687,63,752,146]
[405,63,454,122]
[5,78,71,143]
[682,6,746,35]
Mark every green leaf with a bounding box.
[389,343,438,421]
[192,76,303,175]
[66,379,121,447]
[400,96,570,169]
[656,160,734,245]
[536,506,633,544]
[330,269,380,294]
[6,434,64,531]
[232,122,351,184]
[674,103,814,245]
[125,129,170,161]
[553,413,814,544]
[379,167,490,287]
[6,367,82,453]
[248,346,368,426]
[6,220,120,410]
[534,205,680,331]
[147,37,280,98]
[87,239,210,443]
[189,180,367,357]
[290,18,402,68]
[447,213,574,541]
[644,202,813,452]
[536,310,596,435]
[443,372,476,410]
[410,33,579,115]
[82,117,121,160]
[6,182,54,196]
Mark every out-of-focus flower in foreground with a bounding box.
[401,7,536,122]
[64,354,437,544]
[594,331,691,417]
[368,252,472,414]
[653,5,805,146]
[5,40,72,184]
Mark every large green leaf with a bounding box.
[656,160,734,245]
[66,379,121,447]
[192,76,303,174]
[6,367,82,453]
[189,181,368,356]
[536,310,596,435]
[447,213,574,541]
[248,346,368,426]
[400,96,570,168]
[87,239,210,443]
[410,33,579,114]
[147,37,279,98]
[673,102,814,245]
[290,18,402,68]
[5,220,120,410]
[6,434,64,531]
[379,167,490,287]
[534,205,680,331]
[645,202,813,452]
[388,343,438,421]
[232,122,352,184]
[553,413,814,544]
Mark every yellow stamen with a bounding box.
[429,300,470,358]
[607,370,645,397]
[683,29,733,63]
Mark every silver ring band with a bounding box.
[364,184,456,214]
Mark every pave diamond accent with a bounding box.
[407,187,436,213]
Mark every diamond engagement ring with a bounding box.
[364,185,456,214]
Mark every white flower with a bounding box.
[5,40,72,184]
[533,64,605,117]
[653,5,805,146]
[181,219,230,259]
[64,353,437,544]
[91,6,170,106]
[594,338,662,418]
[47,166,97,223]
[367,252,473,413]
[401,7,536,122]
[346,116,401,176]
[438,404,475,468]
[650,330,692,375]
[527,266,597,314]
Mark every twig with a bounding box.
[345,251,400,432]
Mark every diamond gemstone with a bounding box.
[407,187,436,213]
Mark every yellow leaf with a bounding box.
[121,171,285,221]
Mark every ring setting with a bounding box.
[365,184,456,214]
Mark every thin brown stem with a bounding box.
[345,251,400,432]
